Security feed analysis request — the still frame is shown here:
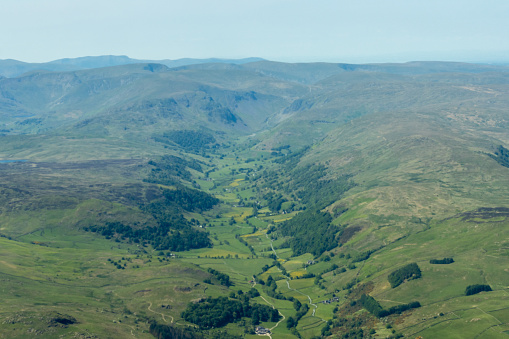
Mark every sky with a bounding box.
[1,0,508,64]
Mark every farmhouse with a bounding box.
[255,326,271,335]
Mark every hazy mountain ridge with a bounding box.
[3,60,508,140]
[259,70,509,146]
[0,63,304,139]
[0,55,265,78]
[181,60,509,84]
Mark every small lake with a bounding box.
[0,159,27,163]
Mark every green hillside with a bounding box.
[0,59,508,338]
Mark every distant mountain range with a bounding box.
[1,58,508,141]
[0,55,265,78]
[3,55,509,79]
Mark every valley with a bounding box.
[0,58,508,338]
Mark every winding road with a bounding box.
[265,232,326,321]
[259,295,286,339]
[147,302,174,324]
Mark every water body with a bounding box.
[0,159,27,163]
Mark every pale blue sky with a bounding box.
[1,0,508,63]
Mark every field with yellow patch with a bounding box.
[241,230,267,238]
[290,270,308,278]
[229,178,244,187]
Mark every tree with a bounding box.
[286,316,296,329]
[388,263,422,288]
[465,284,492,296]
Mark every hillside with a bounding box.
[0,59,508,338]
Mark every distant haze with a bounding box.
[1,0,508,64]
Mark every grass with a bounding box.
[0,154,285,337]
[340,214,509,337]
[407,306,507,339]
[298,316,326,338]
[247,216,269,228]
[0,237,220,338]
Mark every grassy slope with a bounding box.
[0,142,299,337]
[0,235,217,338]
[280,73,509,337]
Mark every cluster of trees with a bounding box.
[286,299,309,329]
[181,296,280,329]
[340,328,366,339]
[331,315,376,339]
[112,184,217,250]
[321,322,332,337]
[273,260,288,277]
[272,145,291,152]
[319,263,340,276]
[279,210,337,256]
[358,294,384,317]
[235,235,256,256]
[383,301,422,316]
[145,155,203,186]
[149,321,241,339]
[256,152,354,267]
[359,294,421,318]
[272,162,353,208]
[314,273,328,290]
[85,157,220,251]
[143,201,190,228]
[294,169,353,208]
[84,219,210,252]
[272,146,309,168]
[230,288,260,300]
[295,272,315,279]
[107,258,129,270]
[155,130,217,152]
[207,268,233,287]
[465,284,492,296]
[430,257,454,264]
[162,185,219,212]
[149,321,203,339]
[264,275,287,300]
[388,263,422,288]
[264,192,287,212]
[352,248,379,263]
[489,145,509,168]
